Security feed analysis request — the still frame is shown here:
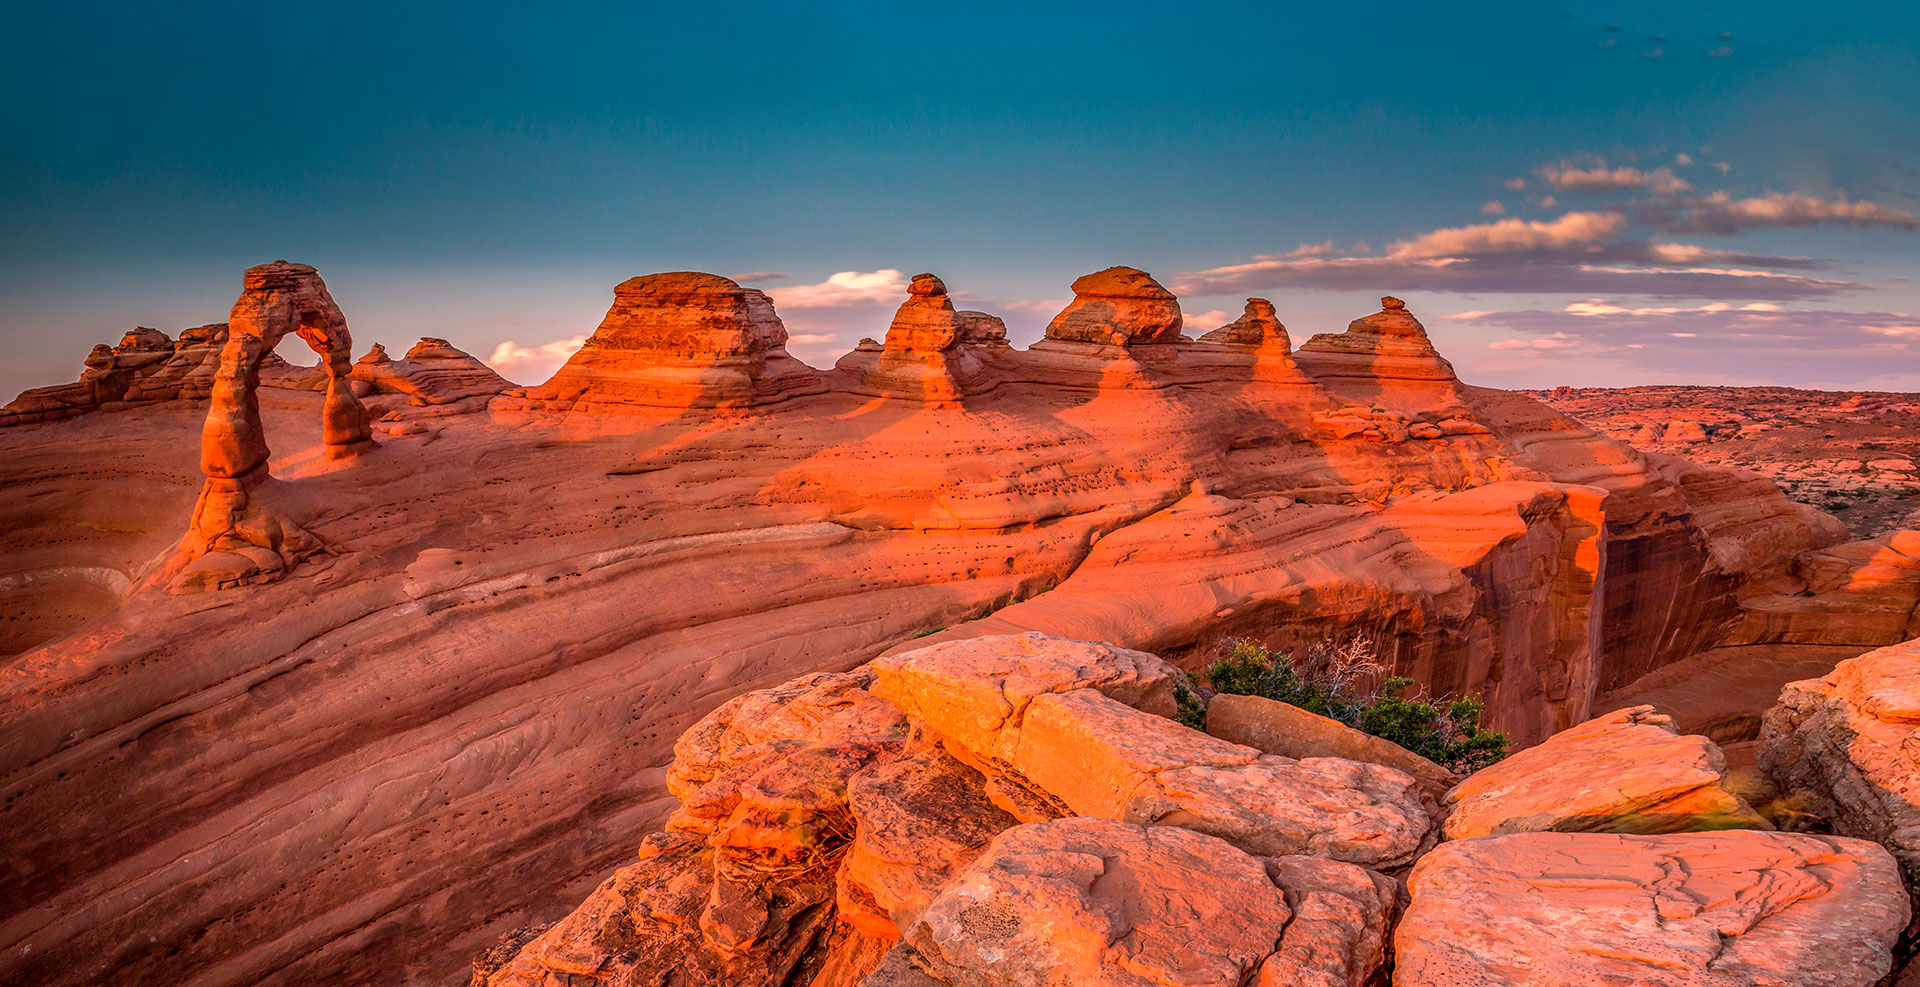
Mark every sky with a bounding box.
[3,0,1918,400]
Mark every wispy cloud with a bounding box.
[767,269,907,308]
[487,335,586,383]
[1642,192,1920,234]
[1480,200,1507,216]
[1388,211,1627,259]
[729,271,789,283]
[1536,161,1691,195]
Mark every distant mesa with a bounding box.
[507,271,826,413]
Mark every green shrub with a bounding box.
[1184,638,1508,774]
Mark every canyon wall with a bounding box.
[0,264,1905,987]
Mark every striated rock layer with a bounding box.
[0,261,1911,987]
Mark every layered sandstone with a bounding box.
[1759,637,1920,876]
[1198,297,1291,352]
[1442,704,1766,838]
[0,261,1907,987]
[1396,831,1908,986]
[1039,266,1182,346]
[1294,295,1457,383]
[836,273,995,403]
[506,271,825,412]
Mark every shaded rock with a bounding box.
[1759,637,1920,876]
[1444,704,1767,838]
[1395,831,1909,986]
[348,336,511,406]
[1207,691,1458,802]
[837,744,1018,935]
[838,273,995,403]
[1040,266,1182,346]
[954,310,1009,348]
[1254,855,1397,987]
[508,271,826,413]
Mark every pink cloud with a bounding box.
[768,270,907,308]
[1537,162,1691,195]
[486,335,586,384]
[1388,211,1628,259]
[1645,192,1920,234]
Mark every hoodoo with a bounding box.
[506,271,825,413]
[1198,296,1291,353]
[837,272,995,403]
[1040,265,1183,346]
[1295,294,1458,382]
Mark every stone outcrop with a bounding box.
[1395,831,1909,986]
[1294,295,1458,383]
[872,817,1394,987]
[1443,704,1768,838]
[1759,637,1920,877]
[836,273,995,403]
[348,337,511,407]
[505,271,825,413]
[1198,297,1291,353]
[171,261,374,592]
[4,261,1912,987]
[476,636,1407,987]
[1038,266,1183,346]
[1,323,235,424]
[1207,691,1458,802]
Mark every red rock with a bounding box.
[1395,831,1909,987]
[508,271,826,413]
[1443,704,1767,838]
[1294,295,1457,382]
[837,273,994,404]
[1759,636,1920,875]
[1199,297,1291,353]
[1040,266,1182,346]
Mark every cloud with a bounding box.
[1003,298,1068,314]
[767,269,908,308]
[1708,46,1732,58]
[1537,195,1558,209]
[1644,192,1920,234]
[1184,309,1231,330]
[487,335,587,383]
[729,271,789,283]
[1480,200,1507,216]
[1454,303,1920,385]
[1536,162,1692,195]
[1168,252,1858,299]
[1503,177,1527,191]
[1388,211,1628,259]
[1674,152,1694,166]
[1438,310,1496,321]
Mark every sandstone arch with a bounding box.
[174,261,373,591]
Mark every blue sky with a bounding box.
[3,0,1917,398]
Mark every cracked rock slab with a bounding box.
[1395,830,1909,987]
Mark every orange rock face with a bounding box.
[1760,637,1920,876]
[1295,295,1457,382]
[507,271,825,412]
[1198,297,1291,353]
[1396,831,1909,987]
[1442,704,1766,838]
[1040,266,1183,346]
[2,260,1913,987]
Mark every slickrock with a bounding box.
[1395,831,1909,987]
[505,271,826,413]
[1443,704,1768,838]
[1199,297,1291,353]
[1295,295,1457,383]
[1207,692,1458,802]
[874,817,1392,987]
[4,263,1910,987]
[1039,266,1183,346]
[1759,637,1920,877]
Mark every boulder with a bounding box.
[877,817,1391,987]
[1207,691,1458,802]
[1040,266,1182,346]
[1759,637,1920,876]
[1443,705,1767,839]
[867,632,1184,767]
[1395,831,1909,987]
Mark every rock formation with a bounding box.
[1294,295,1458,384]
[1396,831,1908,986]
[1,323,234,424]
[1198,297,1291,352]
[350,337,511,408]
[1207,691,1459,802]
[505,271,826,413]
[2,260,1917,987]
[1442,704,1766,838]
[172,261,374,592]
[836,273,994,403]
[1760,637,1920,877]
[1039,266,1182,346]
